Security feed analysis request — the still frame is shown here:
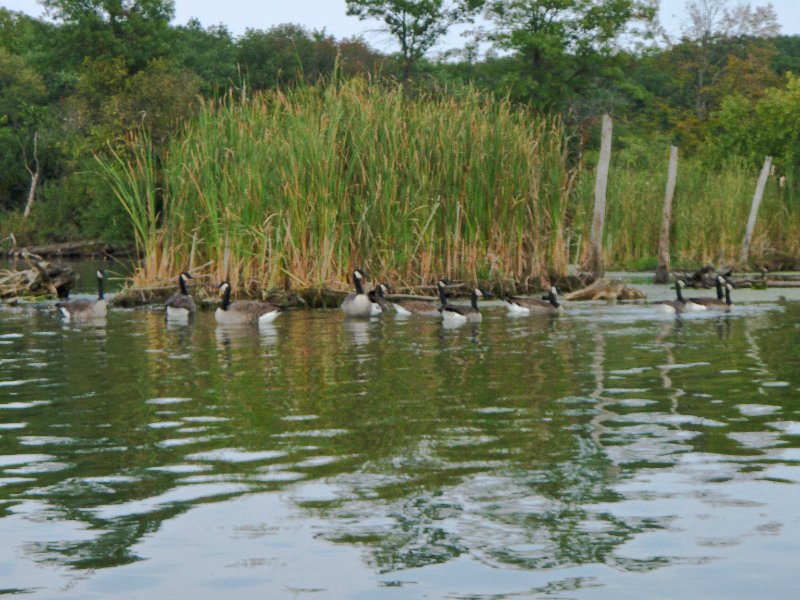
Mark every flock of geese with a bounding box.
[52,268,734,324]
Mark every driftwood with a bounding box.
[0,259,75,298]
[566,278,646,301]
[4,240,134,259]
[682,265,800,289]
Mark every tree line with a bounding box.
[0,0,798,247]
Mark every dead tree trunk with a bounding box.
[655,146,679,284]
[739,156,772,265]
[585,114,613,277]
[23,132,40,220]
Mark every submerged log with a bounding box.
[0,259,75,298]
[565,278,646,301]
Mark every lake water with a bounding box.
[1,291,799,598]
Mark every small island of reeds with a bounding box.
[100,78,800,297]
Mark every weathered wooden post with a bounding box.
[740,156,772,265]
[655,146,679,283]
[586,114,612,277]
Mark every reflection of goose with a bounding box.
[343,319,371,345]
[165,272,196,321]
[440,288,484,323]
[654,281,706,314]
[214,321,277,348]
[504,286,561,315]
[215,282,282,324]
[391,280,445,317]
[341,269,373,318]
[258,323,279,346]
[56,270,107,321]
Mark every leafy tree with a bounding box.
[677,0,779,121]
[237,24,320,89]
[236,24,357,90]
[41,0,176,72]
[64,55,200,147]
[346,0,485,80]
[0,48,50,210]
[484,0,658,112]
[771,35,800,77]
[711,74,800,187]
[173,20,238,94]
[337,36,386,77]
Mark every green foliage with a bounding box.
[172,20,238,94]
[41,0,175,72]
[484,0,658,112]
[237,24,334,90]
[709,73,800,201]
[0,48,48,209]
[0,166,132,246]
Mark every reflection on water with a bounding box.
[0,300,799,597]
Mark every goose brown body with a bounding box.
[440,287,483,323]
[56,270,107,321]
[165,272,196,319]
[505,287,561,315]
[341,269,374,318]
[687,275,730,309]
[215,282,282,324]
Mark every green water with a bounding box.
[1,298,799,598]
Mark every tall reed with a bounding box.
[102,79,576,290]
[573,143,800,269]
[101,81,799,293]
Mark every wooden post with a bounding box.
[655,146,679,283]
[586,114,612,277]
[740,156,772,265]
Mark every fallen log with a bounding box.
[4,240,135,259]
[565,278,646,301]
[0,260,75,298]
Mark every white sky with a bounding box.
[3,0,799,54]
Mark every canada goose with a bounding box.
[391,280,446,317]
[723,282,734,309]
[56,270,107,321]
[341,269,373,318]
[679,280,707,311]
[440,287,484,323]
[215,282,282,325]
[686,275,728,308]
[165,272,196,320]
[504,286,561,315]
[368,283,390,316]
[654,280,706,314]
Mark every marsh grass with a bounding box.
[573,144,800,269]
[100,79,576,291]
[100,81,799,294]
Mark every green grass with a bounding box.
[573,142,800,269]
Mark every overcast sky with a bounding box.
[3,0,799,54]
